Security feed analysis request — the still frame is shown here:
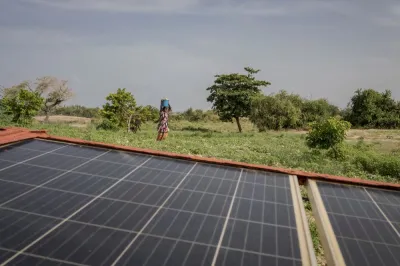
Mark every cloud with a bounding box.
[0,26,83,46]
[17,0,366,17]
[19,0,286,16]
[372,4,400,27]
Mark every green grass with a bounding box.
[3,118,400,265]
[21,120,400,184]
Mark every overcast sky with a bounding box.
[0,0,399,111]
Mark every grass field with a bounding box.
[3,116,400,265]
[25,116,400,183]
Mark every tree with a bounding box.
[135,105,159,122]
[1,82,43,123]
[35,77,73,122]
[344,88,400,128]
[99,88,137,129]
[206,67,270,132]
[301,98,340,126]
[250,94,301,131]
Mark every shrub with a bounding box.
[354,152,400,178]
[1,86,44,124]
[306,117,351,158]
[96,119,119,131]
[250,94,301,131]
[100,88,136,129]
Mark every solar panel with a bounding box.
[308,180,400,266]
[0,139,315,266]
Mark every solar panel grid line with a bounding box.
[180,168,236,266]
[0,156,153,266]
[318,191,400,208]
[1,207,134,233]
[0,150,111,208]
[0,170,295,210]
[0,178,298,229]
[307,180,346,266]
[240,171,256,266]
[259,171,266,266]
[110,162,198,266]
[60,223,123,265]
[0,155,291,192]
[0,144,68,172]
[332,186,376,266]
[274,176,278,265]
[286,179,297,265]
[132,171,211,266]
[336,235,400,248]
[289,175,318,266]
[364,188,400,239]
[342,186,392,266]
[160,166,233,266]
[0,248,89,266]
[0,210,59,253]
[325,189,369,265]
[211,169,243,266]
[5,188,92,219]
[0,203,302,251]
[0,139,316,266]
[0,210,43,246]
[311,181,400,266]
[1,206,232,252]
[8,139,290,190]
[322,183,400,245]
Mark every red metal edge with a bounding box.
[0,127,48,146]
[1,127,399,191]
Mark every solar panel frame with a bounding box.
[308,179,400,266]
[0,138,317,266]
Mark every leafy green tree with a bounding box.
[135,105,159,122]
[345,89,400,128]
[250,94,301,131]
[253,90,341,129]
[301,98,340,126]
[99,88,136,129]
[1,82,44,123]
[306,117,351,158]
[206,67,271,132]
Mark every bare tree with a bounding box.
[35,76,73,122]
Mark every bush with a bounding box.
[96,119,119,131]
[248,91,340,131]
[354,152,400,178]
[250,94,301,131]
[48,105,101,118]
[1,86,44,124]
[345,89,400,129]
[306,117,351,158]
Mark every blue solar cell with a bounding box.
[0,139,303,266]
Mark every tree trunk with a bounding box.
[234,116,242,133]
[44,112,50,122]
[127,113,133,133]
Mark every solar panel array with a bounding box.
[315,181,400,266]
[0,139,306,266]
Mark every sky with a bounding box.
[0,0,399,111]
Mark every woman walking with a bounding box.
[157,99,171,141]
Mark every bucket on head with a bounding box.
[161,98,169,108]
